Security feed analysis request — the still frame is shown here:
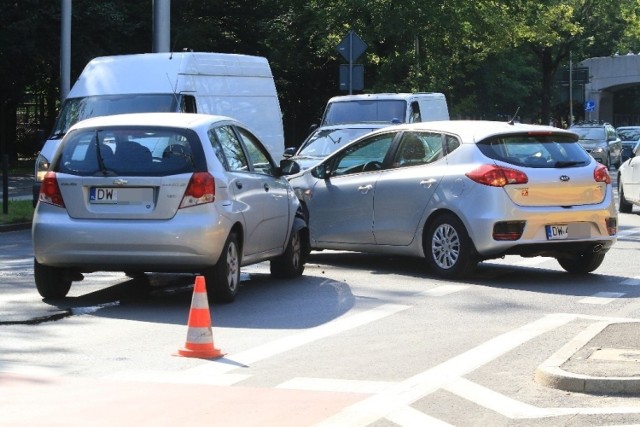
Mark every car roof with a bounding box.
[68,112,241,131]
[327,92,443,102]
[312,122,393,132]
[374,120,577,143]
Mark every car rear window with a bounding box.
[55,127,200,176]
[476,134,591,168]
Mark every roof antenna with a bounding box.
[508,107,520,125]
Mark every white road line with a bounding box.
[315,313,577,427]
[186,303,410,377]
[277,377,395,394]
[421,284,469,297]
[579,292,626,305]
[385,405,454,427]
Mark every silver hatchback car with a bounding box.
[283,120,617,278]
[33,113,309,302]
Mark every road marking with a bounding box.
[421,284,469,296]
[385,405,454,426]
[277,377,395,394]
[579,292,625,305]
[315,313,577,426]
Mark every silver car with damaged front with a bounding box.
[282,120,617,278]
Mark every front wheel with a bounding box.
[270,227,306,278]
[619,180,633,213]
[556,252,606,274]
[34,259,72,299]
[204,232,241,303]
[425,213,477,279]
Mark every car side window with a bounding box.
[392,132,443,168]
[445,135,461,154]
[331,133,395,176]
[409,101,421,123]
[236,127,275,176]
[212,125,249,171]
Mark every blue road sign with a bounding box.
[585,100,595,112]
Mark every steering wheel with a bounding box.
[362,160,383,171]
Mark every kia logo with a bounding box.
[559,175,570,182]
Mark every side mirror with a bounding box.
[280,158,301,175]
[311,163,328,179]
[308,123,318,134]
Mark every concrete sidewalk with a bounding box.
[536,320,640,394]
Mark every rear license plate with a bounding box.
[546,224,569,240]
[90,187,153,205]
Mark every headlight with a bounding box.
[592,147,605,153]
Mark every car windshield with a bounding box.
[476,134,591,168]
[55,126,197,177]
[618,128,640,141]
[571,127,605,140]
[322,100,406,125]
[51,94,179,138]
[297,127,380,157]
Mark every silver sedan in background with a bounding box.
[283,120,618,278]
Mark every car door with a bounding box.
[373,131,447,246]
[306,132,396,245]
[212,125,288,257]
[625,144,640,203]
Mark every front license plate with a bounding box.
[90,187,117,204]
[546,224,569,240]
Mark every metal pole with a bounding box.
[349,31,353,95]
[569,51,573,126]
[60,0,71,101]
[152,0,171,53]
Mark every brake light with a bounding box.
[38,172,65,207]
[466,164,528,187]
[593,163,611,184]
[180,172,215,208]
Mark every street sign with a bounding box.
[585,100,595,112]
[336,30,367,62]
[339,64,364,91]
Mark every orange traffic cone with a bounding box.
[177,275,224,359]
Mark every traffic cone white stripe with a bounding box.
[186,327,214,344]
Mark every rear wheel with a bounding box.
[270,227,306,278]
[425,213,477,278]
[34,259,72,299]
[556,252,606,274]
[619,180,633,213]
[205,232,241,303]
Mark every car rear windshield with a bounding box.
[571,127,605,140]
[55,127,200,177]
[476,133,592,168]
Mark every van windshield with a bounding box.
[50,94,179,138]
[322,100,406,125]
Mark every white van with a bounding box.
[34,52,284,201]
[320,92,449,126]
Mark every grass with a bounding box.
[0,199,34,225]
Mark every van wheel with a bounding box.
[34,259,72,299]
[270,227,306,278]
[619,180,633,213]
[205,232,241,303]
[556,252,605,274]
[425,213,477,278]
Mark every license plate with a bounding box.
[90,187,117,204]
[546,224,569,240]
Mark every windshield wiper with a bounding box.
[94,129,109,176]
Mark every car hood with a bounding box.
[578,139,605,149]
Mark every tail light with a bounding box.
[593,164,611,184]
[466,164,528,187]
[180,172,215,208]
[38,172,65,207]
[493,221,526,241]
[606,217,617,236]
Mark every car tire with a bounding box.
[270,227,306,278]
[34,259,72,299]
[205,232,241,303]
[556,252,606,274]
[619,180,633,213]
[425,213,477,278]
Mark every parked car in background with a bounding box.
[32,113,309,303]
[282,120,617,278]
[282,123,392,170]
[616,125,640,162]
[569,121,622,169]
[617,141,640,213]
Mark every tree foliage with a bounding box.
[1,0,639,157]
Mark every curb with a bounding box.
[0,222,31,233]
[535,320,640,395]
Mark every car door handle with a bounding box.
[357,184,373,194]
[263,183,270,192]
[235,181,243,190]
[420,179,437,188]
